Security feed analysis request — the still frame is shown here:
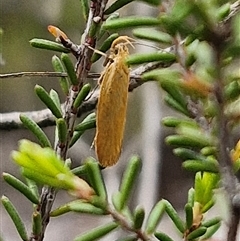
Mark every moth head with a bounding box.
[111,36,135,56]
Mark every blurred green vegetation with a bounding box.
[1,0,85,112]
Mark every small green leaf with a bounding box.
[1,195,28,241]
[202,217,221,228]
[85,158,107,201]
[154,232,174,241]
[112,192,122,211]
[217,3,230,21]
[25,178,39,200]
[133,28,172,44]
[35,85,62,118]
[194,172,219,210]
[145,200,165,234]
[52,55,69,95]
[72,165,87,176]
[74,113,96,131]
[164,95,190,116]
[162,117,197,128]
[187,188,195,207]
[173,148,207,162]
[200,146,217,156]
[201,199,215,213]
[183,160,219,173]
[61,53,78,85]
[30,38,70,53]
[32,211,42,236]
[74,222,119,241]
[187,226,207,240]
[200,222,221,240]
[50,200,105,216]
[49,89,62,112]
[127,52,176,65]
[80,0,89,20]
[56,118,67,143]
[178,125,217,147]
[184,203,193,229]
[133,206,145,229]
[73,83,91,109]
[103,16,161,30]
[118,155,142,210]
[70,113,96,147]
[166,135,211,149]
[224,80,240,101]
[163,199,185,233]
[3,173,39,204]
[69,201,105,215]
[20,114,52,148]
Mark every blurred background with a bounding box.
[1,1,228,240]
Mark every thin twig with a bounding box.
[31,0,110,240]
[0,72,102,79]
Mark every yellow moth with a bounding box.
[95,36,134,167]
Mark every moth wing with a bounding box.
[95,59,129,167]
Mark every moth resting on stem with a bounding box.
[95,36,134,167]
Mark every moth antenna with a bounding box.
[111,36,135,49]
[85,44,108,58]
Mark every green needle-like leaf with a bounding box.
[30,38,70,53]
[164,95,190,116]
[85,158,107,201]
[74,222,118,241]
[56,118,67,143]
[1,196,28,241]
[49,89,62,112]
[118,155,142,210]
[32,211,42,237]
[145,200,165,234]
[183,160,219,173]
[61,53,78,85]
[35,85,62,118]
[80,0,89,20]
[184,203,193,229]
[133,28,172,44]
[20,114,52,148]
[155,232,174,241]
[163,199,185,233]
[70,113,96,147]
[187,188,195,207]
[3,173,39,204]
[127,52,176,65]
[202,217,221,228]
[200,222,221,240]
[187,226,207,240]
[73,83,91,109]
[103,16,161,30]
[52,55,69,95]
[133,206,145,229]
[74,113,96,131]
[50,200,105,217]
